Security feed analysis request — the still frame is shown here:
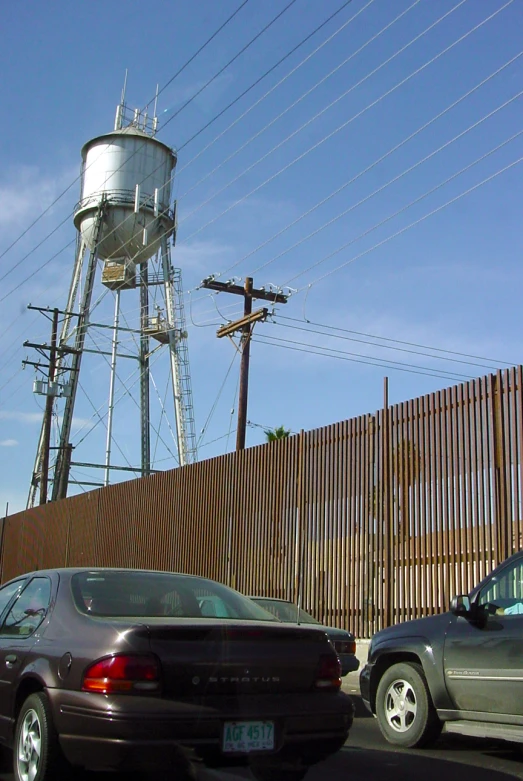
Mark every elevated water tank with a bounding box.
[73,125,176,265]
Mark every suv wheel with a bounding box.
[376,662,442,748]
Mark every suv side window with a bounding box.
[477,557,523,614]
[0,578,51,637]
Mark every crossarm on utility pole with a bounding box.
[200,276,288,451]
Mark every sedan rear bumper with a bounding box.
[48,689,354,771]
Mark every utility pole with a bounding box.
[23,306,80,506]
[200,276,288,451]
[40,308,59,504]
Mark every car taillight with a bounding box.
[334,640,356,655]
[82,654,161,694]
[314,654,341,691]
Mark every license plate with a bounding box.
[222,720,275,753]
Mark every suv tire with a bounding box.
[376,661,442,748]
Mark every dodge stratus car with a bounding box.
[0,568,354,780]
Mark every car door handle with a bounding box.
[5,654,17,665]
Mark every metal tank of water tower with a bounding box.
[28,94,197,508]
[74,105,177,286]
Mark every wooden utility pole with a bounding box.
[23,305,80,505]
[237,277,253,451]
[200,276,288,451]
[40,308,59,505]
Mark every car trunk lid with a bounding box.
[145,620,332,697]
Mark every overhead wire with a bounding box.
[290,141,523,290]
[269,318,509,372]
[3,0,506,316]
[249,84,523,279]
[253,334,474,382]
[275,315,515,367]
[197,349,239,447]
[239,55,523,277]
[225,370,241,453]
[152,373,173,466]
[76,376,140,477]
[150,370,180,456]
[142,0,251,113]
[175,0,367,178]
[179,0,477,245]
[178,0,419,217]
[156,0,300,132]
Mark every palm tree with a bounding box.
[264,425,291,442]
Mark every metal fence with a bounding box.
[2,366,522,638]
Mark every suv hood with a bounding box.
[372,612,452,645]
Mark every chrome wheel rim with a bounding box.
[17,708,42,781]
[384,678,418,733]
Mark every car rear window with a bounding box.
[71,571,279,622]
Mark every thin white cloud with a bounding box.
[0,410,92,430]
[0,411,42,424]
[0,164,77,235]
[0,439,18,447]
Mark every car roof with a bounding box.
[249,596,294,603]
[2,568,224,584]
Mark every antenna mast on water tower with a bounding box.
[27,93,197,507]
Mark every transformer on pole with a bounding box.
[27,94,197,507]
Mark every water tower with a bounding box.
[27,93,197,507]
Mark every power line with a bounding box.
[197,350,239,447]
[179,0,477,246]
[253,334,474,382]
[178,0,416,216]
[275,315,515,367]
[175,0,362,162]
[182,40,523,306]
[249,83,523,278]
[293,144,523,290]
[143,0,251,112]
[270,318,510,371]
[158,0,300,132]
[76,376,140,477]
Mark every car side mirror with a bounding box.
[450,595,471,617]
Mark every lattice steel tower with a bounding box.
[27,93,197,507]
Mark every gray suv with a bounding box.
[360,551,523,748]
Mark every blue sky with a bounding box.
[0,0,522,513]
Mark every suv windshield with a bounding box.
[71,571,279,622]
[253,599,321,624]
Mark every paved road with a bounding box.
[2,698,523,780]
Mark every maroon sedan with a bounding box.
[0,568,354,781]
